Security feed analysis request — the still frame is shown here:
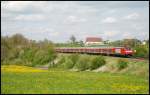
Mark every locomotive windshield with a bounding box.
[125,47,131,50]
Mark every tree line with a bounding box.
[1,34,56,66]
[55,35,149,58]
[1,34,149,66]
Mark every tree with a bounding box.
[79,40,84,47]
[10,33,29,47]
[146,39,149,45]
[123,39,141,48]
[109,40,123,46]
[1,36,10,62]
[133,45,149,58]
[103,40,110,44]
[143,39,149,45]
[1,34,57,66]
[70,35,76,44]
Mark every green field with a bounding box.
[1,65,149,94]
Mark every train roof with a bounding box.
[56,46,125,49]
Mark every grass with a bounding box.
[1,65,47,73]
[104,56,149,77]
[1,65,149,94]
[56,54,149,78]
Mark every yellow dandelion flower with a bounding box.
[1,65,47,73]
[111,83,146,92]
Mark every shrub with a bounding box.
[75,55,91,71]
[117,59,128,70]
[51,56,67,69]
[32,48,56,66]
[63,59,74,69]
[20,48,36,63]
[89,56,106,70]
[1,59,11,65]
[68,54,80,67]
[10,58,24,65]
[57,56,66,65]
[48,61,57,69]
[1,44,10,62]
[1,34,57,66]
[133,45,149,58]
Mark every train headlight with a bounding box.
[134,50,136,53]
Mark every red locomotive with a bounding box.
[55,46,134,57]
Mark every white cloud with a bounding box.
[124,13,140,20]
[2,1,33,12]
[123,32,134,39]
[49,32,59,36]
[1,12,11,18]
[104,31,119,37]
[1,1,149,42]
[14,14,45,21]
[64,15,87,24]
[132,24,144,30]
[102,17,117,23]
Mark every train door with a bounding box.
[115,48,121,54]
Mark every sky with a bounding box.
[1,1,149,43]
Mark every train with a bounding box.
[55,46,134,57]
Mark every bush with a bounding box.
[89,56,106,70]
[75,55,91,71]
[48,61,57,69]
[63,59,74,69]
[68,54,80,67]
[1,34,57,67]
[52,56,68,69]
[133,45,149,58]
[1,45,10,62]
[117,59,128,70]
[20,48,36,64]
[52,54,79,69]
[9,58,24,65]
[1,59,11,65]
[32,47,56,66]
[57,56,66,66]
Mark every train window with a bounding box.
[126,48,131,50]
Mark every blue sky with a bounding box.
[1,1,149,42]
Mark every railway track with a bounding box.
[58,52,149,62]
[129,57,149,62]
[57,53,149,63]
[108,55,148,61]
[113,56,149,62]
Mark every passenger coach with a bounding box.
[55,46,134,57]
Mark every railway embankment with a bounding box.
[37,54,149,79]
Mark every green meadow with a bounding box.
[1,65,149,94]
